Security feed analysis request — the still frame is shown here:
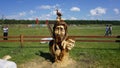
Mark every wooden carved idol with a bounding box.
[49,9,75,62]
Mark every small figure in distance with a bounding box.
[108,24,112,36]
[104,25,109,36]
[3,26,8,40]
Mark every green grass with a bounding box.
[70,42,120,68]
[0,24,120,68]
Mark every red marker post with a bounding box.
[36,18,39,24]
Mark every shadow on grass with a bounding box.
[35,50,54,63]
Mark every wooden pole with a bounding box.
[20,34,23,48]
[46,20,53,37]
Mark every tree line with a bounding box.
[0,19,120,25]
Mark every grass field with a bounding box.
[0,24,120,68]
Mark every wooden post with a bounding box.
[20,34,23,48]
[46,20,53,37]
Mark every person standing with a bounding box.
[3,26,8,40]
[105,25,109,36]
[108,25,112,36]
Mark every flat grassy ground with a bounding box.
[0,24,120,68]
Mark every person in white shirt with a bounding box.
[3,26,8,40]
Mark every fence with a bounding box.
[0,35,120,48]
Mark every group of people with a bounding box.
[105,24,112,36]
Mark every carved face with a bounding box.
[54,25,65,42]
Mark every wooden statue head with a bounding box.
[53,22,68,43]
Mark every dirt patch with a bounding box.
[18,57,78,68]
[18,51,78,68]
[50,57,78,68]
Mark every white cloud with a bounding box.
[90,7,106,16]
[29,10,36,15]
[6,11,27,20]
[19,12,26,16]
[6,15,18,19]
[70,17,77,20]
[27,18,34,20]
[39,14,52,20]
[37,4,60,10]
[114,8,119,14]
[39,5,51,9]
[51,10,56,15]
[70,7,80,12]
[53,4,60,9]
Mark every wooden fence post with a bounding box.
[20,34,23,48]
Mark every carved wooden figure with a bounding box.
[49,21,75,62]
[49,9,75,62]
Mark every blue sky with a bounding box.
[0,0,120,20]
